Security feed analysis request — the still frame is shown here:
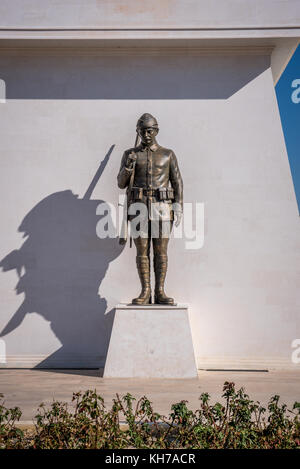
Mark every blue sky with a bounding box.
[275,44,300,213]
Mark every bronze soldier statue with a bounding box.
[117,113,183,305]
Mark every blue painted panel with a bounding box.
[275,44,300,213]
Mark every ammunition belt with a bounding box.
[131,187,174,201]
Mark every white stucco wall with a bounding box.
[1,0,300,29]
[271,38,300,83]
[0,49,299,370]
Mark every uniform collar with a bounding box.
[139,142,160,152]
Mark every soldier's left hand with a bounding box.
[174,211,182,227]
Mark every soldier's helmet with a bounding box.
[136,113,158,129]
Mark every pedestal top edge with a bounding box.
[116,303,189,310]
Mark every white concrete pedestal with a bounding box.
[104,304,198,378]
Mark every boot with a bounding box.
[154,254,174,305]
[132,256,152,305]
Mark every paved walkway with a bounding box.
[0,369,299,423]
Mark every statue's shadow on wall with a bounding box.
[0,145,124,374]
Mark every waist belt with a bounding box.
[131,187,174,200]
[143,188,156,196]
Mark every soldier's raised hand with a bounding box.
[125,151,137,169]
[174,210,182,227]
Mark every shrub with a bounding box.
[0,393,24,449]
[0,382,299,449]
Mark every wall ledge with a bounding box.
[1,355,298,371]
[0,45,275,57]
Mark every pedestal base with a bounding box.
[104,304,198,378]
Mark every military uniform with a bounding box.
[117,114,183,305]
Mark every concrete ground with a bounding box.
[0,369,299,424]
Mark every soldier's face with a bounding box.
[138,126,158,146]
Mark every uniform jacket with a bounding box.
[117,142,183,211]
